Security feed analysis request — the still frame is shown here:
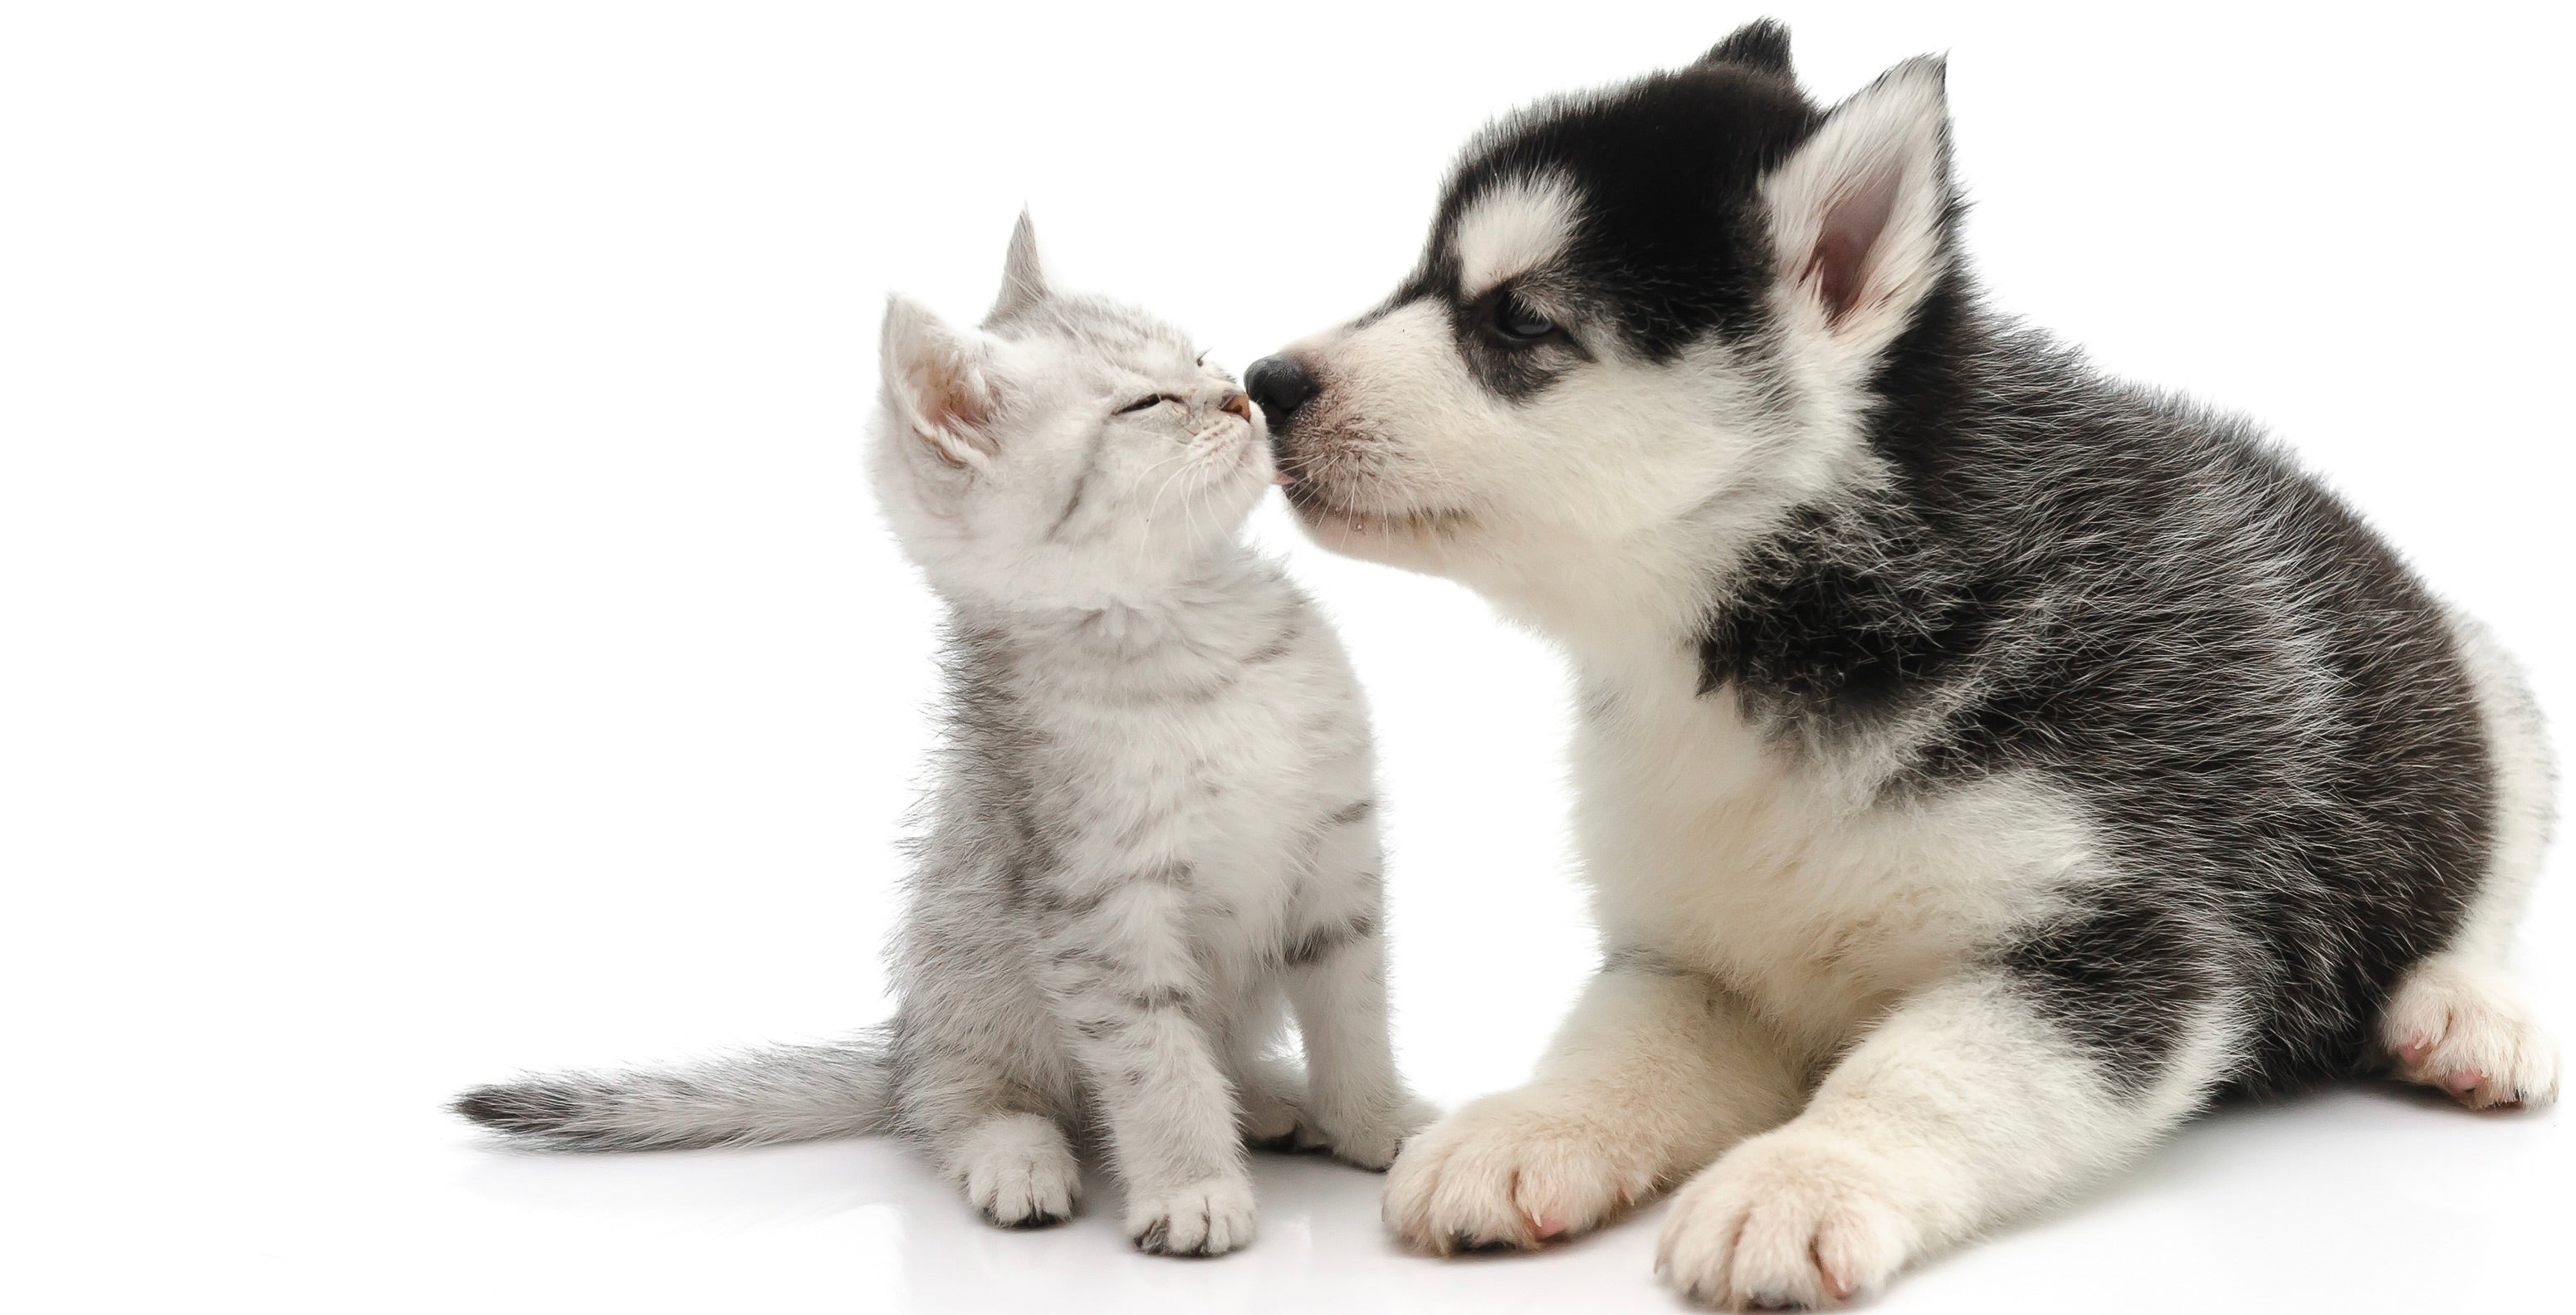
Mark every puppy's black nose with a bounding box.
[1245,355,1319,428]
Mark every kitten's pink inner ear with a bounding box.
[907,354,996,465]
[921,357,990,431]
[1810,165,1902,324]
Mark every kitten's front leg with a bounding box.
[1278,800,1432,1170]
[1656,921,2230,1308]
[1218,989,1308,1146]
[1034,863,1255,1257]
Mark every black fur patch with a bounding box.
[1689,277,2492,1099]
[1377,54,1821,402]
[452,1082,582,1137]
[2002,904,2229,1092]
[1697,19,1795,77]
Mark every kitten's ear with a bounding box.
[881,294,1004,472]
[1696,19,1793,79]
[985,210,1049,325]
[1760,56,1955,356]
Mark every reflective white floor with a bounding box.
[109,1078,2559,1314]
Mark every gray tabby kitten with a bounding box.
[457,217,1430,1257]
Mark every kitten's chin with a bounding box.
[1201,460,1276,534]
[1121,476,1267,567]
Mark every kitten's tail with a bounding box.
[453,1036,892,1151]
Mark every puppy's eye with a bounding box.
[1115,395,1167,414]
[1491,293,1558,342]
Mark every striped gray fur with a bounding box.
[455,215,1430,1258]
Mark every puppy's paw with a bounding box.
[2383,959,2560,1110]
[956,1113,1081,1229]
[1127,1173,1257,1257]
[1304,1092,1440,1171]
[1381,1088,1659,1253]
[1656,1128,1916,1311]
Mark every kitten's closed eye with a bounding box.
[1117,394,1180,415]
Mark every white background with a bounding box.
[6,2,2570,1311]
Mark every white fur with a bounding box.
[1657,972,2227,1308]
[1264,75,1960,643]
[2434,609,2555,963]
[1380,617,2205,1295]
[1576,656,2101,1049]
[2379,957,2559,1109]
[1758,57,1955,371]
[956,1112,1083,1226]
[1383,966,1805,1250]
[1454,174,1585,301]
[1277,310,1870,658]
[2376,609,2559,1108]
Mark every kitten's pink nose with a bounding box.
[1220,392,1254,422]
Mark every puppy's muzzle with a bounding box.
[1246,355,1321,464]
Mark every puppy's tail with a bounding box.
[454,1034,892,1151]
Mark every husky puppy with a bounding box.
[1248,21,2556,1308]
[457,218,1426,1257]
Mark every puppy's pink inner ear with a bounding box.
[1810,165,1901,324]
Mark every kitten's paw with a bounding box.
[2383,959,2560,1110]
[1304,1092,1439,1171]
[1381,1089,1659,1253]
[1655,1127,1918,1311]
[1239,1078,1306,1146]
[956,1113,1081,1229]
[1127,1174,1257,1257]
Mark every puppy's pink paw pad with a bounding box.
[2380,960,2559,1112]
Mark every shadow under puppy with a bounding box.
[458,216,1430,1257]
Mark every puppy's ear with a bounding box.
[882,294,1004,472]
[1761,56,1954,355]
[1696,18,1793,79]
[985,209,1050,326]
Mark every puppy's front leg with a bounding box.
[1656,945,2227,1308]
[1385,953,1805,1252]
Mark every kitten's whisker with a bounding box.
[1176,443,1220,548]
[1142,445,1207,526]
[1136,443,1212,572]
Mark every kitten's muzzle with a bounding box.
[1219,391,1254,422]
